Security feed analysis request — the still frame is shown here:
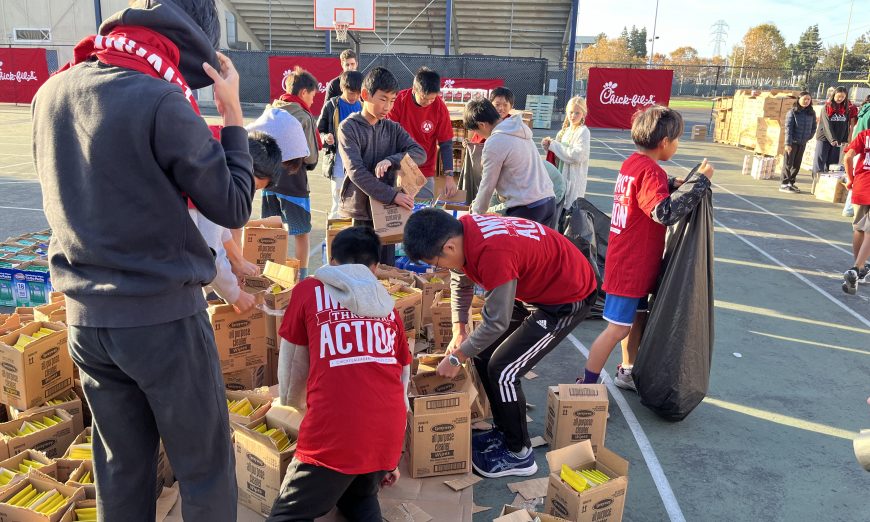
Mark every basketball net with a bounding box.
[334,21,350,42]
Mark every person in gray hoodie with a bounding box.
[31,1,251,520]
[271,227,410,521]
[464,98,555,224]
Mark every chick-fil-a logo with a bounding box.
[0,61,38,83]
[599,81,656,108]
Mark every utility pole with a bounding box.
[648,0,659,66]
[711,20,728,57]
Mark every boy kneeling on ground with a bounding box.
[268,227,411,521]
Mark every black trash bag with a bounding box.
[632,175,715,421]
[563,198,609,318]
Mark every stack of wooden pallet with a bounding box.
[713,89,801,156]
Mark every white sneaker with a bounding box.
[614,364,637,392]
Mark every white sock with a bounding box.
[511,446,532,459]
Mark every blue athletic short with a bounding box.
[262,192,312,235]
[602,294,649,326]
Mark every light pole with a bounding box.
[648,0,660,66]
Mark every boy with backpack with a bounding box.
[318,70,364,219]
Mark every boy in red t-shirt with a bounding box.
[268,227,410,521]
[388,67,457,200]
[404,209,597,478]
[841,130,870,294]
[580,106,714,390]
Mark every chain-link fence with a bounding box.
[224,50,549,110]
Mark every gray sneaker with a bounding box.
[843,269,858,295]
[614,364,637,392]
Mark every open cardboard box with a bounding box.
[0,449,57,481]
[242,219,289,270]
[413,271,450,326]
[65,460,94,498]
[325,218,353,261]
[388,284,423,333]
[0,471,85,522]
[207,302,266,374]
[543,440,629,522]
[226,389,272,425]
[497,505,572,522]
[0,409,76,460]
[0,322,75,411]
[7,390,85,437]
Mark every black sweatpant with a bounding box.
[352,218,396,266]
[813,139,841,174]
[472,294,595,452]
[781,142,807,186]
[506,197,557,227]
[267,459,387,522]
[68,312,237,522]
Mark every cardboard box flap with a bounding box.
[0,321,65,346]
[545,439,596,472]
[264,404,304,435]
[556,383,607,402]
[596,446,630,477]
[397,154,427,198]
[264,260,300,288]
[410,391,470,413]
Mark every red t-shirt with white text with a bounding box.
[388,89,454,177]
[460,214,596,304]
[603,153,670,298]
[279,278,410,474]
[845,130,870,206]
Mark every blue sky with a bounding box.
[576,0,870,58]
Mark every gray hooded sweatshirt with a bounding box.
[278,264,410,409]
[472,114,555,214]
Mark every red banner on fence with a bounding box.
[585,67,673,129]
[0,48,50,104]
[267,56,342,115]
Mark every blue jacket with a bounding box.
[784,106,817,145]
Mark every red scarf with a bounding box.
[58,25,199,114]
[826,100,848,118]
[277,93,322,149]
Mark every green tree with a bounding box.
[627,26,648,58]
[737,24,789,69]
[619,27,629,45]
[788,25,822,73]
[819,32,870,72]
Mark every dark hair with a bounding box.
[282,158,304,174]
[403,209,464,262]
[829,86,849,108]
[631,106,684,150]
[152,0,220,48]
[284,66,318,95]
[793,91,812,111]
[331,227,381,267]
[363,67,399,96]
[489,87,515,107]
[340,70,363,94]
[463,99,502,130]
[413,67,441,95]
[339,49,357,63]
[864,95,870,104]
[247,132,283,182]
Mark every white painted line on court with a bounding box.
[0,161,33,170]
[0,180,39,184]
[0,205,43,212]
[567,334,687,522]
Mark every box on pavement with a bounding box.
[0,322,75,411]
[545,384,609,453]
[389,284,423,333]
[413,271,450,326]
[7,390,85,436]
[0,472,85,522]
[544,440,629,522]
[406,365,476,478]
[0,409,75,460]
[242,222,289,270]
[814,174,847,203]
[207,303,266,374]
[0,449,57,480]
[223,365,266,391]
[233,406,302,517]
[325,218,353,261]
[226,389,271,425]
[497,505,572,522]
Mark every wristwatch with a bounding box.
[448,354,462,367]
[444,170,454,177]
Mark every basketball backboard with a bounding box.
[314,0,376,32]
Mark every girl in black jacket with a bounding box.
[780,92,817,193]
[814,87,857,174]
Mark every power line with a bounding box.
[711,19,728,57]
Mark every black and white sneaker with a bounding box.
[858,267,870,285]
[789,183,802,193]
[843,268,859,295]
[779,184,793,193]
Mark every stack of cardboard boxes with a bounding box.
[0,230,53,309]
[713,89,801,156]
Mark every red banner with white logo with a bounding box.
[585,67,673,129]
[267,56,342,115]
[440,77,503,104]
[0,48,50,104]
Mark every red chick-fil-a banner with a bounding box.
[585,67,673,129]
[440,78,503,103]
[0,48,50,104]
[267,56,342,115]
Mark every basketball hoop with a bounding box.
[334,21,350,42]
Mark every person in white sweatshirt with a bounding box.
[543,96,590,208]
[464,98,555,225]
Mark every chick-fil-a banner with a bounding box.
[268,56,342,115]
[0,48,50,104]
[585,67,673,129]
[440,78,503,103]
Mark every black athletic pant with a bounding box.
[267,459,387,522]
[352,218,396,266]
[781,142,807,186]
[506,197,556,227]
[472,293,595,452]
[813,139,841,174]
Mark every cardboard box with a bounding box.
[370,201,412,245]
[814,174,847,203]
[0,315,20,336]
[0,472,85,522]
[376,264,416,286]
[545,384,608,453]
[325,218,353,261]
[429,290,454,353]
[266,347,279,387]
[32,302,66,324]
[59,499,96,522]
[0,409,76,460]
[65,460,95,497]
[413,271,450,326]
[389,284,423,333]
[11,261,52,307]
[242,223,288,270]
[7,390,85,436]
[233,406,302,517]
[226,389,271,425]
[0,449,57,480]
[223,365,266,391]
[497,505,572,522]
[208,303,267,374]
[544,440,629,522]
[468,363,491,423]
[262,260,298,310]
[406,389,473,479]
[264,313,282,353]
[397,153,427,199]
[0,322,75,411]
